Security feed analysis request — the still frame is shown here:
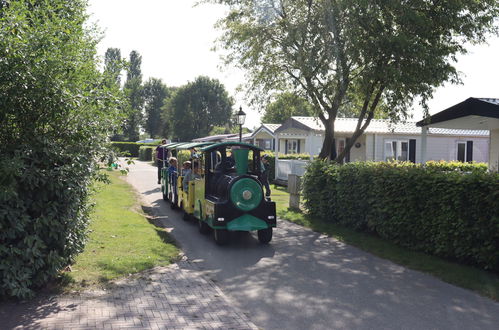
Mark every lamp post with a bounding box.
[236,106,246,142]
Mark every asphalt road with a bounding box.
[125,160,499,330]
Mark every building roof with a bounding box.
[250,123,281,138]
[277,116,489,136]
[416,97,499,130]
[261,123,281,133]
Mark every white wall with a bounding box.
[373,134,489,163]
[490,129,499,171]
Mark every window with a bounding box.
[384,140,409,161]
[337,139,345,155]
[264,139,272,150]
[287,139,298,154]
[456,141,473,162]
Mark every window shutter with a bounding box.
[345,138,351,163]
[285,139,288,154]
[297,140,301,153]
[409,139,416,163]
[331,138,337,159]
[466,141,473,162]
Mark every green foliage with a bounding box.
[0,0,123,298]
[104,47,123,87]
[111,142,140,157]
[211,0,499,160]
[262,92,314,124]
[143,78,170,138]
[138,146,155,161]
[303,161,499,271]
[163,76,234,141]
[122,50,144,141]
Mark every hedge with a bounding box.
[111,142,158,158]
[139,146,155,161]
[303,161,499,271]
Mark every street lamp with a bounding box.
[236,106,246,142]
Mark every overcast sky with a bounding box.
[87,0,499,129]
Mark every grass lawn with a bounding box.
[270,184,499,301]
[60,170,179,292]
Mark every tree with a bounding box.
[122,50,144,141]
[211,0,499,161]
[262,92,314,123]
[0,0,123,298]
[143,78,170,138]
[164,76,234,141]
[104,47,123,87]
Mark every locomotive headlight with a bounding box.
[242,190,252,200]
[230,178,263,212]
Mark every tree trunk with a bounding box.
[318,116,334,160]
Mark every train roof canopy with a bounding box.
[176,142,213,150]
[200,142,264,153]
[162,142,188,149]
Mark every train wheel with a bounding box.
[198,219,210,234]
[214,229,229,245]
[257,227,273,244]
[182,210,190,221]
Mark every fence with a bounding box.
[275,159,309,181]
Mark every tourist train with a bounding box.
[158,141,276,245]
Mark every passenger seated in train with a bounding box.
[184,161,201,192]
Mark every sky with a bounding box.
[87,0,499,129]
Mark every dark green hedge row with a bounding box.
[303,161,499,271]
[139,146,155,161]
[111,142,157,158]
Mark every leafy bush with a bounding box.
[303,161,499,271]
[139,146,155,161]
[111,142,141,157]
[0,1,122,298]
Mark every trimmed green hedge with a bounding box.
[303,161,499,271]
[111,142,158,158]
[139,146,155,161]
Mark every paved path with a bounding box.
[124,160,499,330]
[0,261,257,330]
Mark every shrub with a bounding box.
[303,161,499,271]
[111,142,141,157]
[0,1,123,298]
[139,146,155,161]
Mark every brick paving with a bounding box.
[0,260,258,329]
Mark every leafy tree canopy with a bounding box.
[164,76,234,141]
[122,50,144,141]
[143,77,170,138]
[104,47,123,87]
[209,0,499,160]
[261,92,314,124]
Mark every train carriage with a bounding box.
[159,142,187,206]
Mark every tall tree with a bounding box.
[103,47,123,87]
[262,92,314,123]
[210,0,499,161]
[122,50,144,141]
[143,78,170,138]
[164,76,234,141]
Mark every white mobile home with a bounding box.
[274,116,489,180]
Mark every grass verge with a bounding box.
[270,184,499,301]
[59,170,179,292]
